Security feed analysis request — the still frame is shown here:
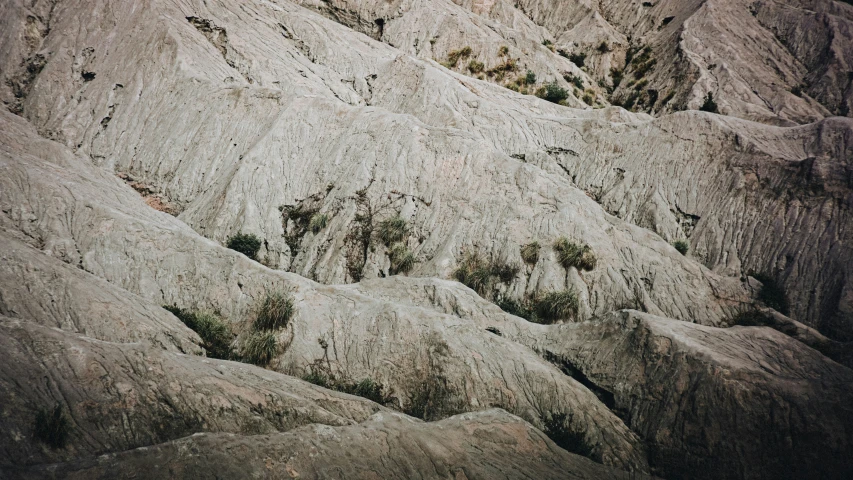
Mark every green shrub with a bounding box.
[467,60,484,74]
[453,252,494,295]
[542,39,553,47]
[302,370,331,389]
[553,237,597,271]
[731,308,770,327]
[496,296,535,321]
[520,241,541,264]
[562,73,584,90]
[164,306,232,359]
[535,82,569,104]
[582,93,593,104]
[242,331,278,366]
[699,92,719,113]
[525,70,537,85]
[254,291,295,331]
[568,52,586,67]
[752,273,789,315]
[498,45,509,56]
[302,370,392,405]
[534,290,579,323]
[377,215,408,245]
[543,412,593,456]
[443,46,472,68]
[34,405,70,449]
[673,240,689,255]
[308,213,328,233]
[389,243,416,275]
[226,232,262,260]
[596,41,610,53]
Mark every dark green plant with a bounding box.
[520,241,541,264]
[302,370,392,405]
[596,41,610,53]
[568,52,586,67]
[226,232,262,260]
[535,82,569,104]
[34,405,70,449]
[242,331,278,366]
[673,240,689,255]
[553,237,597,271]
[731,308,770,327]
[525,70,537,85]
[389,243,416,275]
[467,60,484,74]
[542,412,593,457]
[496,296,535,321]
[377,215,408,245]
[542,39,553,47]
[254,291,295,331]
[752,273,790,315]
[534,290,579,323]
[699,92,719,113]
[164,306,232,359]
[308,213,328,233]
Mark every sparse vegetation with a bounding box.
[533,290,580,323]
[496,296,535,321]
[302,370,393,405]
[467,60,484,74]
[442,46,472,68]
[254,291,295,331]
[596,41,611,53]
[226,232,262,260]
[752,273,789,315]
[553,237,597,271]
[389,242,416,275]
[377,215,409,245]
[535,82,569,104]
[525,70,537,85]
[308,213,328,233]
[498,45,509,56]
[568,51,586,67]
[673,240,689,255]
[242,331,278,366]
[563,73,584,90]
[164,306,232,359]
[520,241,541,264]
[542,412,593,457]
[34,405,70,449]
[731,308,770,327]
[453,252,496,295]
[699,92,719,113]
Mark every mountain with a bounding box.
[1,0,852,478]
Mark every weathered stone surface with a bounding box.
[4,410,643,480]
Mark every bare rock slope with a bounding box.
[1,0,852,479]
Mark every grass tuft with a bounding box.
[388,243,416,275]
[673,240,689,255]
[377,215,408,245]
[533,290,579,323]
[308,213,328,233]
[242,331,278,366]
[254,291,295,331]
[553,237,597,271]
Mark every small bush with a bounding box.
[752,274,789,315]
[302,370,332,389]
[553,237,597,271]
[596,41,610,53]
[496,296,535,321]
[568,52,586,67]
[377,215,408,245]
[542,39,553,47]
[492,262,520,283]
[164,306,232,359]
[524,70,537,85]
[34,405,70,449]
[520,241,541,264]
[673,240,689,255]
[791,84,804,97]
[731,308,770,327]
[535,82,569,104]
[226,232,262,260]
[389,243,416,275]
[467,60,484,74]
[543,412,593,457]
[443,46,472,68]
[453,252,494,295]
[242,331,278,366]
[563,73,584,90]
[308,213,328,233]
[498,45,509,56]
[582,93,593,104]
[699,92,719,113]
[254,291,295,331]
[534,290,579,323]
[302,371,392,405]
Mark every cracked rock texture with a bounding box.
[1,0,852,479]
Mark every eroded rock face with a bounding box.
[4,410,641,480]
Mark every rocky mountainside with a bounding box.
[1,0,852,479]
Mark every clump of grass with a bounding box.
[302,370,392,405]
[453,252,495,295]
[524,70,537,85]
[377,215,408,245]
[542,412,593,457]
[521,241,541,264]
[699,92,719,113]
[752,273,790,315]
[731,308,770,327]
[535,82,569,104]
[226,232,262,260]
[553,237,597,271]
[467,60,484,74]
[533,290,579,323]
[596,41,610,53]
[673,240,689,255]
[442,46,472,68]
[308,213,328,233]
[242,331,278,366]
[164,306,232,359]
[389,243,416,275]
[496,296,536,321]
[498,45,509,56]
[254,291,295,331]
[34,405,70,449]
